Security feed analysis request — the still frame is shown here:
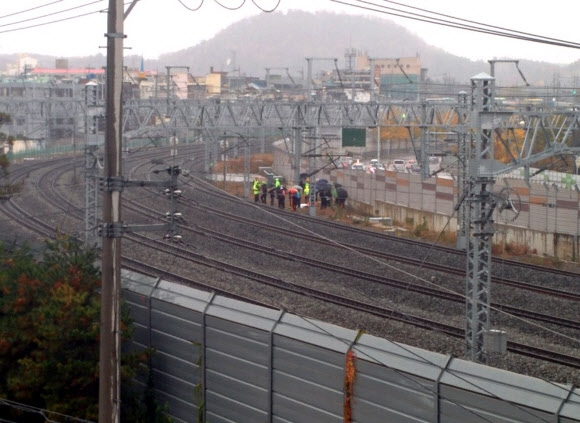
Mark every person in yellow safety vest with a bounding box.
[303,179,310,204]
[253,177,261,203]
[274,177,281,190]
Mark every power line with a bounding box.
[0,0,104,29]
[213,0,246,11]
[3,0,579,58]
[0,397,95,423]
[178,0,282,13]
[380,0,579,48]
[0,0,129,35]
[0,7,105,34]
[0,0,66,20]
[187,175,574,423]
[176,0,204,12]
[250,0,281,13]
[331,0,580,51]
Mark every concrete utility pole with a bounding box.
[99,0,124,421]
[99,3,177,421]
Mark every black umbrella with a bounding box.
[315,178,328,191]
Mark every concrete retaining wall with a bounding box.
[273,145,580,261]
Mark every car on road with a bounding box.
[392,159,406,171]
[409,163,421,173]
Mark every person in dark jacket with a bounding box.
[260,182,268,203]
[277,186,286,209]
[336,185,348,209]
[320,183,332,210]
[268,186,276,206]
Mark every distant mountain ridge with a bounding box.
[149,10,580,86]
[2,10,578,86]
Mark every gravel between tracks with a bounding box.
[6,154,580,387]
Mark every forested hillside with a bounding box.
[2,10,578,86]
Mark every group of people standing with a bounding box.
[317,182,348,209]
[252,176,347,211]
[253,176,287,209]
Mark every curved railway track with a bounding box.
[189,181,580,302]
[194,178,580,287]
[2,149,580,383]
[6,191,580,370]
[117,177,580,334]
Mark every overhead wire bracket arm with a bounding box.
[124,0,140,20]
[396,58,413,84]
[515,61,530,86]
[334,59,344,87]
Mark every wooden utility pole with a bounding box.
[99,0,124,421]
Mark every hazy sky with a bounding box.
[2,0,579,65]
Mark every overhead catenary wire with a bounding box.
[190,174,580,351]
[298,314,559,423]
[2,0,579,55]
[1,1,579,421]
[0,0,146,35]
[188,175,575,423]
[4,155,579,421]
[4,146,578,420]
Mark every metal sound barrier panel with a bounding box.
[121,270,580,423]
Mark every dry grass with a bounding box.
[214,153,274,174]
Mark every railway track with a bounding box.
[3,151,580,381]
[196,177,580,282]
[121,240,580,370]
[117,186,580,334]
[190,180,580,302]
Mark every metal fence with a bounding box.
[297,167,579,260]
[272,142,580,261]
[122,269,580,423]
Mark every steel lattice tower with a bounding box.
[465,73,496,363]
[84,82,103,249]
